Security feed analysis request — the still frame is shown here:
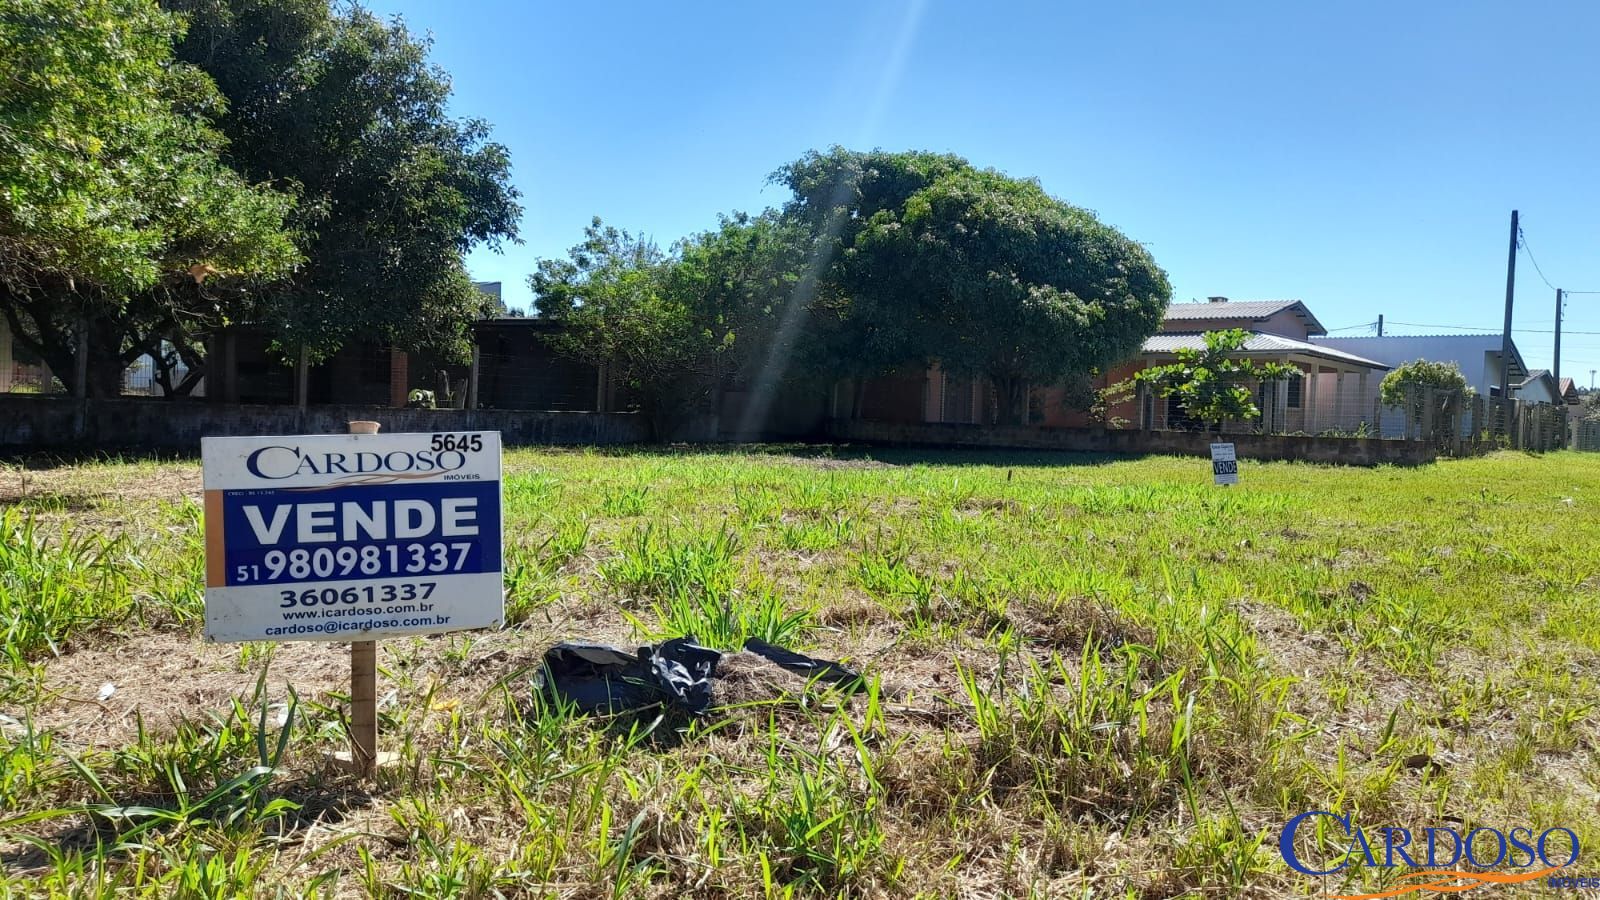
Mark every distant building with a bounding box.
[1113,298,1389,432]
[474,281,505,313]
[469,318,608,411]
[842,296,1390,432]
[1558,377,1580,405]
[1309,333,1528,399]
[1515,369,1562,405]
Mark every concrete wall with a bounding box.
[827,418,1440,466]
[0,396,649,450]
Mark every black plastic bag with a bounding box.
[534,636,860,715]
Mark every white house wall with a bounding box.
[1309,336,1518,397]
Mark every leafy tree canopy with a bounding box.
[1380,358,1476,433]
[530,213,808,433]
[773,147,1171,424]
[165,0,522,364]
[1379,359,1471,409]
[0,0,299,394]
[1134,328,1299,432]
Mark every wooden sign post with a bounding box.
[200,423,504,778]
[346,420,381,775]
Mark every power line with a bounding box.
[1517,225,1560,292]
[1517,223,1600,294]
[1325,321,1379,333]
[1387,320,1600,336]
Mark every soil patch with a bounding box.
[28,632,345,750]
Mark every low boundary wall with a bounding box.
[826,419,1440,466]
[0,396,649,450]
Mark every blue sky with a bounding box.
[371,0,1600,383]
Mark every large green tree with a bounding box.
[775,148,1171,424]
[531,213,807,434]
[164,0,521,373]
[530,218,673,407]
[0,0,299,396]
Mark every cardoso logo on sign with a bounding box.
[243,434,485,485]
[1280,810,1581,898]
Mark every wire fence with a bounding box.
[1137,382,1576,454]
[1576,418,1600,452]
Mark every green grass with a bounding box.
[0,447,1598,897]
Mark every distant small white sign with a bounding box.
[1210,442,1239,486]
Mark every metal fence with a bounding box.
[1137,382,1574,454]
[1576,418,1600,452]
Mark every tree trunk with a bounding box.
[993,376,1029,426]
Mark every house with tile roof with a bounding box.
[1558,377,1579,405]
[840,296,1391,433]
[1098,297,1390,432]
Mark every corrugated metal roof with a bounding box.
[1163,300,1302,320]
[1321,333,1502,341]
[1143,332,1389,369]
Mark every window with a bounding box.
[361,343,390,384]
[942,373,974,423]
[1258,377,1302,411]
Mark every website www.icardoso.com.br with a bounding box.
[265,605,451,636]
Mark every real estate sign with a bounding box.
[1210,442,1239,486]
[201,432,504,642]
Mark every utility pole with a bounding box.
[1498,210,1518,407]
[1553,288,1563,385]
[1376,314,1384,336]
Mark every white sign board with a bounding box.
[1210,442,1239,486]
[201,432,504,642]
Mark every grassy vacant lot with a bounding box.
[0,447,1596,897]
